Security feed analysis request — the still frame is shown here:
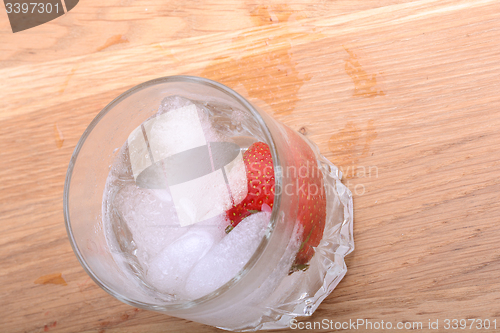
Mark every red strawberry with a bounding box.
[226,142,275,230]
[225,132,326,274]
[285,127,326,273]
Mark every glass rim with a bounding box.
[63,75,282,311]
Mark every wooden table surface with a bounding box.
[1,0,500,332]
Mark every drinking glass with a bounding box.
[64,76,354,331]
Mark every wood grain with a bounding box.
[1,0,500,332]
[0,0,419,68]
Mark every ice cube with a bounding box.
[146,228,218,298]
[145,103,207,161]
[184,212,271,299]
[223,150,248,206]
[157,95,228,143]
[112,183,187,263]
[193,213,229,236]
[158,95,194,115]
